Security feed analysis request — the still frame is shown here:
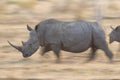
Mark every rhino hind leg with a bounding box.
[96,41,113,62]
[102,46,113,62]
[92,32,113,62]
[51,44,61,63]
[87,46,97,62]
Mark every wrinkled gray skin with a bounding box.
[109,25,120,43]
[8,19,113,62]
[8,25,39,57]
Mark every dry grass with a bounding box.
[0,0,120,80]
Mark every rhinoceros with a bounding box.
[109,25,120,43]
[8,19,113,62]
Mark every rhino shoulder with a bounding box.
[35,19,63,30]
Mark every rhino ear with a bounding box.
[27,24,33,31]
[22,41,25,46]
[110,26,114,30]
[115,27,118,30]
[115,25,120,31]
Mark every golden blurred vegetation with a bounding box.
[0,0,120,24]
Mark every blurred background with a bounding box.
[0,0,120,24]
[1,0,120,80]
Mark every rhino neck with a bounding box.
[33,41,40,52]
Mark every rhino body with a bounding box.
[8,19,113,62]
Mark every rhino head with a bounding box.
[8,25,40,58]
[109,25,120,43]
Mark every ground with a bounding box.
[0,22,120,80]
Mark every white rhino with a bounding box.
[8,19,113,62]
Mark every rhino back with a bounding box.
[35,19,105,53]
[60,21,93,52]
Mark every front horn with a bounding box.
[7,40,22,52]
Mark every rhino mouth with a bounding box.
[22,49,37,58]
[23,54,30,58]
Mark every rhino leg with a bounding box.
[102,46,113,62]
[51,44,61,63]
[92,31,113,62]
[95,41,113,62]
[40,45,51,56]
[87,46,97,62]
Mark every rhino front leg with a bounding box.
[51,44,61,63]
[40,45,51,56]
[40,47,45,56]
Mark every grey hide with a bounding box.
[109,25,120,43]
[109,25,120,51]
[8,19,113,62]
